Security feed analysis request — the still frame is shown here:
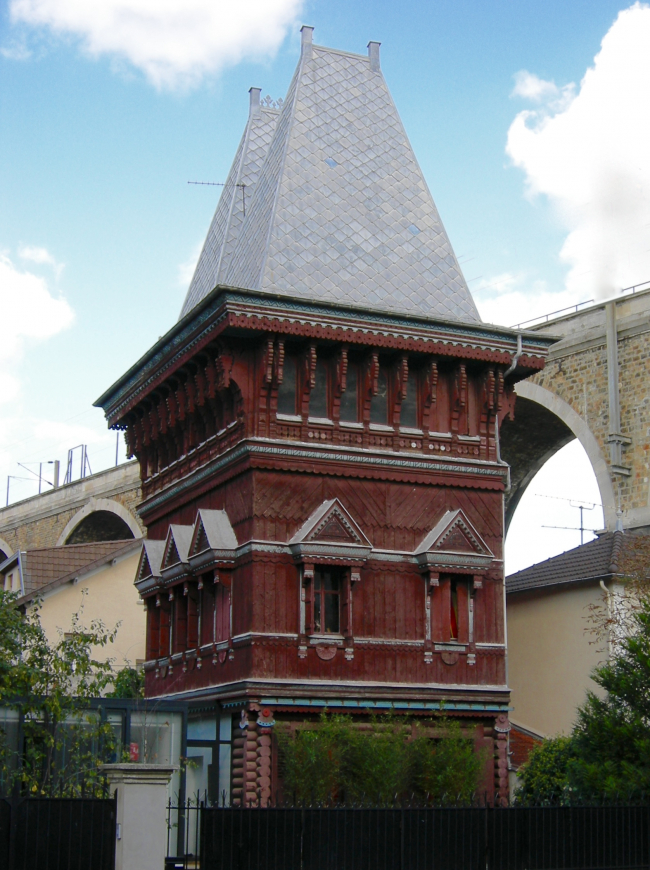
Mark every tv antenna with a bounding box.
[187,181,247,215]
[539,496,599,545]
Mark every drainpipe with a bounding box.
[605,301,630,476]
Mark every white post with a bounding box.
[102,763,177,870]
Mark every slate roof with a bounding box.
[0,540,140,603]
[506,532,624,594]
[180,28,480,324]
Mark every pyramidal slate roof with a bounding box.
[180,27,480,323]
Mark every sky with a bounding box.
[1,0,648,572]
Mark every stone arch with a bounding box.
[500,381,616,533]
[57,498,143,546]
[0,537,13,563]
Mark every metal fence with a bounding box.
[199,803,650,870]
[0,795,116,870]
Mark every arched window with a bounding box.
[65,510,135,545]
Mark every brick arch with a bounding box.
[501,381,616,533]
[56,498,143,546]
[0,537,12,563]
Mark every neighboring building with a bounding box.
[506,530,650,741]
[95,28,554,804]
[1,539,145,667]
[0,461,143,561]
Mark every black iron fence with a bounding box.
[200,803,650,870]
[0,795,116,870]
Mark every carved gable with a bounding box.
[161,524,193,577]
[135,540,165,593]
[289,499,371,561]
[188,509,237,570]
[416,509,494,572]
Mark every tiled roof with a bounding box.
[180,30,480,324]
[4,540,139,601]
[506,531,624,594]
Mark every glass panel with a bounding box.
[218,743,232,806]
[309,359,328,418]
[314,583,322,633]
[400,371,418,428]
[370,368,388,424]
[186,745,213,800]
[188,715,216,741]
[278,356,297,415]
[219,712,232,742]
[339,365,358,422]
[325,589,339,633]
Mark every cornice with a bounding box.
[138,438,508,520]
[95,286,554,426]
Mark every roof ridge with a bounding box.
[609,528,625,574]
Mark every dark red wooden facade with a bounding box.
[96,288,554,803]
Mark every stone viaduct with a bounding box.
[500,287,650,533]
[2,289,648,558]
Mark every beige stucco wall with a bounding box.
[31,551,145,668]
[507,582,606,737]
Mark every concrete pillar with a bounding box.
[102,763,177,870]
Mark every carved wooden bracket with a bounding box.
[366,350,380,397]
[274,339,285,385]
[263,338,274,385]
[335,346,348,397]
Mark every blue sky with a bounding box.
[1,0,648,570]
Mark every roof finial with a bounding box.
[367,41,381,72]
[301,25,314,59]
[249,87,261,119]
[615,507,624,532]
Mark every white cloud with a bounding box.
[9,0,304,89]
[0,253,74,402]
[18,244,64,278]
[473,272,588,328]
[0,41,31,60]
[177,240,203,289]
[507,3,650,301]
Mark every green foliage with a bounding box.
[410,719,484,802]
[517,597,650,802]
[568,600,650,799]
[0,589,119,796]
[278,713,483,804]
[515,737,574,803]
[108,667,145,699]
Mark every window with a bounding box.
[309,359,328,418]
[278,356,297,415]
[400,370,418,428]
[313,568,341,633]
[450,578,459,640]
[339,364,358,422]
[370,367,388,424]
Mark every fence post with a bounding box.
[101,763,177,870]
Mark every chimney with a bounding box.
[301,25,314,59]
[368,41,381,72]
[249,87,261,119]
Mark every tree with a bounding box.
[569,598,650,798]
[107,666,145,699]
[517,596,650,802]
[0,589,119,796]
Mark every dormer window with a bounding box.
[278,356,297,415]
